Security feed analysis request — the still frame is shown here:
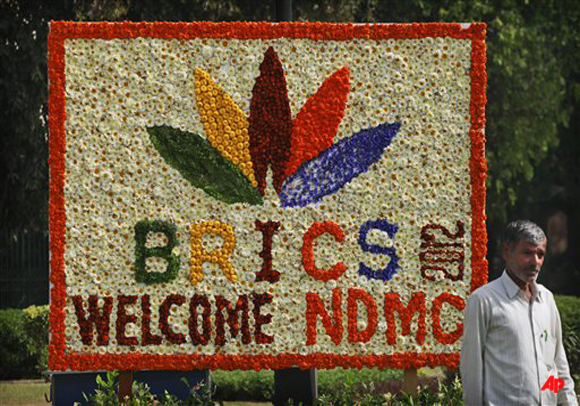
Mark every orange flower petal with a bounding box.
[286,67,350,177]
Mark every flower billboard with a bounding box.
[48,22,487,371]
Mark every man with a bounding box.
[461,220,578,405]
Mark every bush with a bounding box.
[0,305,48,380]
[80,369,458,406]
[212,370,273,401]
[555,295,580,330]
[317,374,464,406]
[210,368,403,402]
[555,295,580,389]
[77,371,213,406]
[318,367,402,399]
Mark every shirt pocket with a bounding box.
[539,327,556,371]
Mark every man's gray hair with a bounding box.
[502,220,547,246]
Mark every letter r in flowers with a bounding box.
[189,221,237,285]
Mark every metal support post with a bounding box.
[273,368,317,406]
[118,370,133,403]
[403,368,418,396]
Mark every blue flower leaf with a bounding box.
[279,122,400,208]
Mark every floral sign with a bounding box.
[48,22,487,371]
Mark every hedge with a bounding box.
[0,305,48,380]
[555,295,580,388]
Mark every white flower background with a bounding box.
[62,37,474,357]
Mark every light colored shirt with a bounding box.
[460,270,578,405]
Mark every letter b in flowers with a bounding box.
[134,220,180,285]
[541,375,565,393]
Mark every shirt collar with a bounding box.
[501,270,543,303]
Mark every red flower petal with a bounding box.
[286,67,350,177]
[248,47,292,195]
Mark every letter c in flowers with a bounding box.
[302,221,347,282]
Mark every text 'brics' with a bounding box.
[133,218,400,286]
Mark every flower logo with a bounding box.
[147,46,400,207]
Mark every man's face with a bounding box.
[502,239,547,284]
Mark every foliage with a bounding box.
[0,305,48,380]
[212,370,274,401]
[78,370,214,406]
[0,1,56,233]
[316,374,464,406]
[22,304,50,373]
[76,369,450,405]
[2,0,579,298]
[555,295,580,389]
[80,372,122,405]
[78,371,160,405]
[318,368,403,399]
[210,368,403,401]
[555,295,580,331]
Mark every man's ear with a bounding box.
[501,242,510,262]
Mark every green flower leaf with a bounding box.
[147,125,263,205]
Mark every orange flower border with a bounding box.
[48,21,487,371]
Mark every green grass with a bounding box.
[0,381,50,405]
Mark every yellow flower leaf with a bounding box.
[194,68,257,187]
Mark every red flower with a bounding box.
[432,292,465,344]
[302,221,347,282]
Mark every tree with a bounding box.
[365,0,579,286]
[0,0,247,233]
[1,0,578,291]
[0,1,64,232]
